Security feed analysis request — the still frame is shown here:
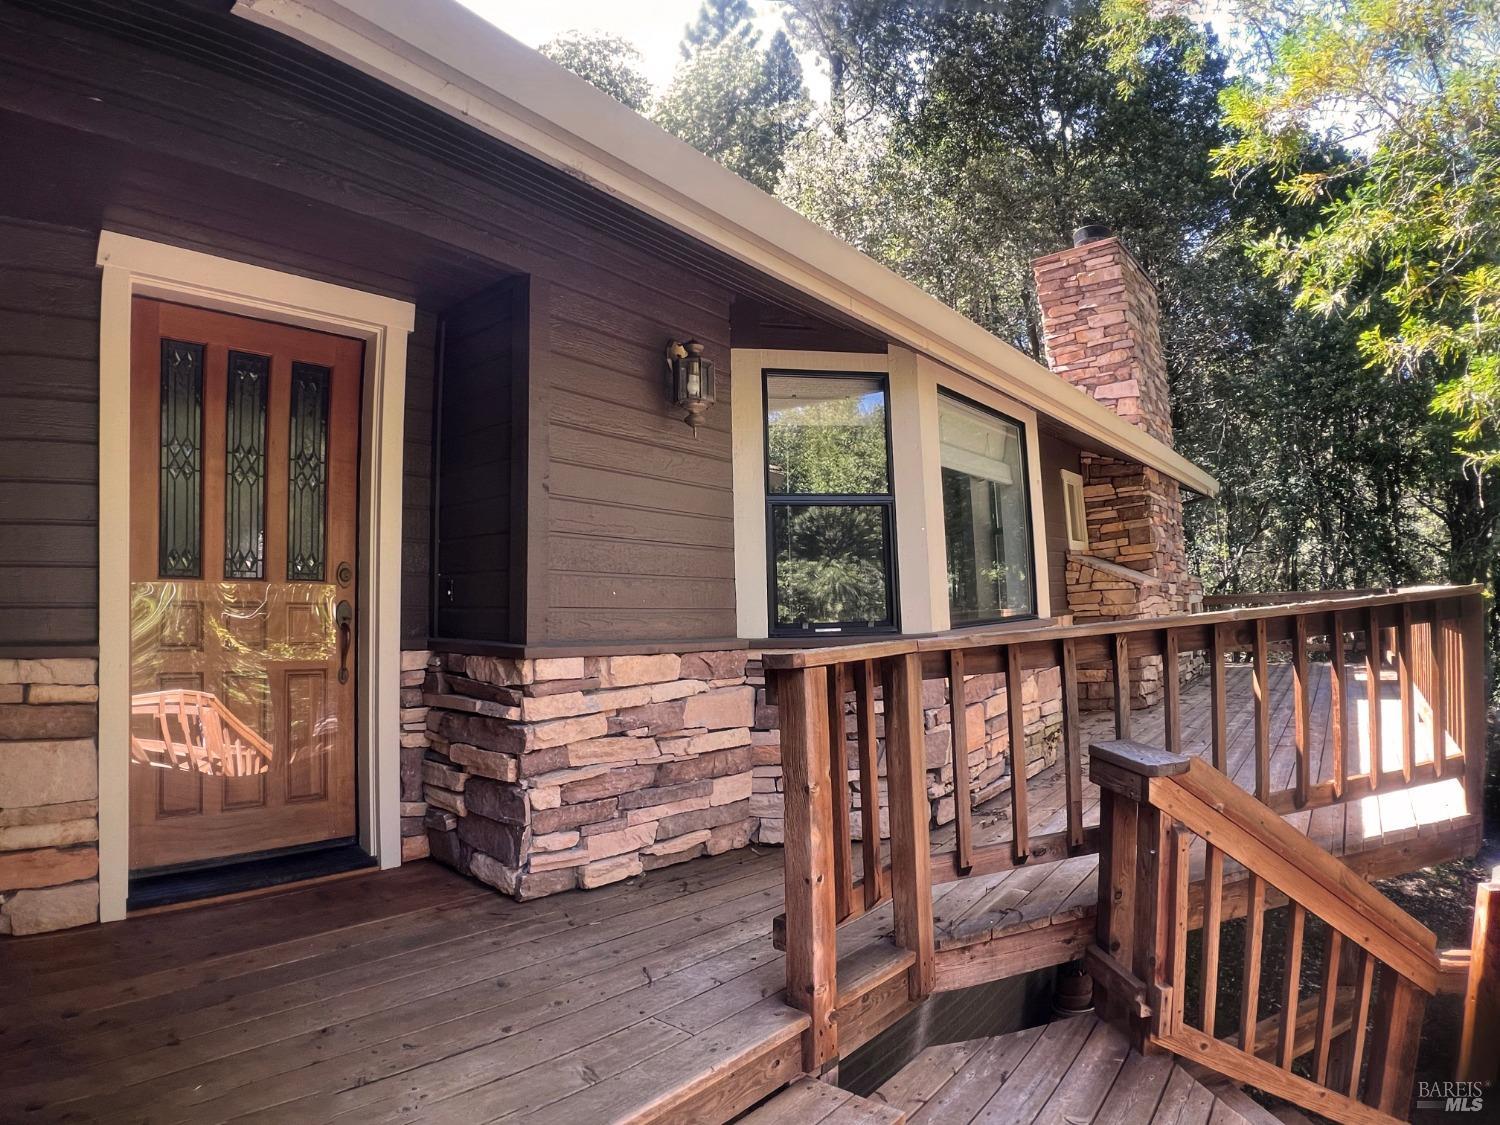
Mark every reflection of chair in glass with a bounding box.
[130,689,274,777]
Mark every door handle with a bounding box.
[336,600,353,684]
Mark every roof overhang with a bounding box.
[233,0,1220,497]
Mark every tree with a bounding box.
[539,31,652,113]
[681,0,760,58]
[655,35,810,192]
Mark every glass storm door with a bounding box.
[127,298,363,872]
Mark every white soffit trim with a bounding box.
[233,0,1219,497]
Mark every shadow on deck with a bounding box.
[0,666,1478,1123]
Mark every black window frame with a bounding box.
[936,388,1039,627]
[762,368,900,638]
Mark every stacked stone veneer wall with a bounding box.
[418,649,1063,898]
[0,659,100,935]
[400,649,434,862]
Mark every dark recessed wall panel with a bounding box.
[1039,431,1086,618]
[0,216,99,649]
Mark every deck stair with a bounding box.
[739,1077,906,1124]
[868,1016,1286,1125]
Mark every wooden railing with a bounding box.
[761,585,1487,1072]
[1088,739,1439,1124]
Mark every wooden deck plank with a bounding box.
[908,1025,1045,1123]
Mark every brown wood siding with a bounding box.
[0,217,99,648]
[537,277,737,643]
[1039,431,1084,617]
[401,311,437,648]
[434,281,521,643]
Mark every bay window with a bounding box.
[764,372,896,635]
[938,391,1035,625]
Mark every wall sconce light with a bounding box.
[666,339,716,434]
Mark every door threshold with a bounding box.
[127,841,377,912]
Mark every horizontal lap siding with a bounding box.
[1039,432,1084,617]
[539,279,735,643]
[0,217,99,648]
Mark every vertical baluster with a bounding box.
[1061,638,1084,851]
[1344,949,1377,1099]
[778,665,838,1069]
[1293,615,1310,807]
[1431,613,1447,778]
[1366,606,1383,789]
[1240,874,1266,1055]
[1163,628,1181,757]
[884,653,934,999]
[1005,643,1030,865]
[826,662,854,922]
[1210,623,1228,773]
[1330,611,1347,798]
[1200,841,1224,1037]
[1277,903,1306,1069]
[948,648,974,874]
[1114,633,1132,740]
[1398,604,1415,784]
[1168,824,1190,1036]
[853,660,884,909]
[1096,786,1139,1014]
[1313,928,1344,1086]
[1252,618,1270,802]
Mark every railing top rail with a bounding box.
[760,584,1483,670]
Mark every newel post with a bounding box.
[1087,739,1191,1051]
[774,664,839,1071]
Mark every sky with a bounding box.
[456,0,825,98]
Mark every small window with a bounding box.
[939,392,1035,625]
[1061,469,1088,551]
[764,372,896,635]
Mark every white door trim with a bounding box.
[94,232,415,922]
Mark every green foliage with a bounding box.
[654,34,810,191]
[539,31,652,112]
[774,506,890,626]
[681,0,760,58]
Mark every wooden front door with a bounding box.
[128,298,363,872]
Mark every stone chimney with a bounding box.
[1031,226,1200,707]
[1032,225,1174,446]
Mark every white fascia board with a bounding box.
[234,0,1219,497]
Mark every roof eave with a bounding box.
[233,0,1220,498]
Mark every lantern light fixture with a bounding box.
[666,338,716,434]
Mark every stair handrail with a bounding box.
[1089,739,1439,1125]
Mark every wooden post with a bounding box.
[948,649,974,874]
[884,653,935,1000]
[777,666,839,1070]
[1366,969,1425,1116]
[1431,613,1447,778]
[1458,867,1500,1083]
[1088,740,1190,1035]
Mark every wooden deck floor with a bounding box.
[869,1016,1286,1125]
[0,665,1476,1124]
